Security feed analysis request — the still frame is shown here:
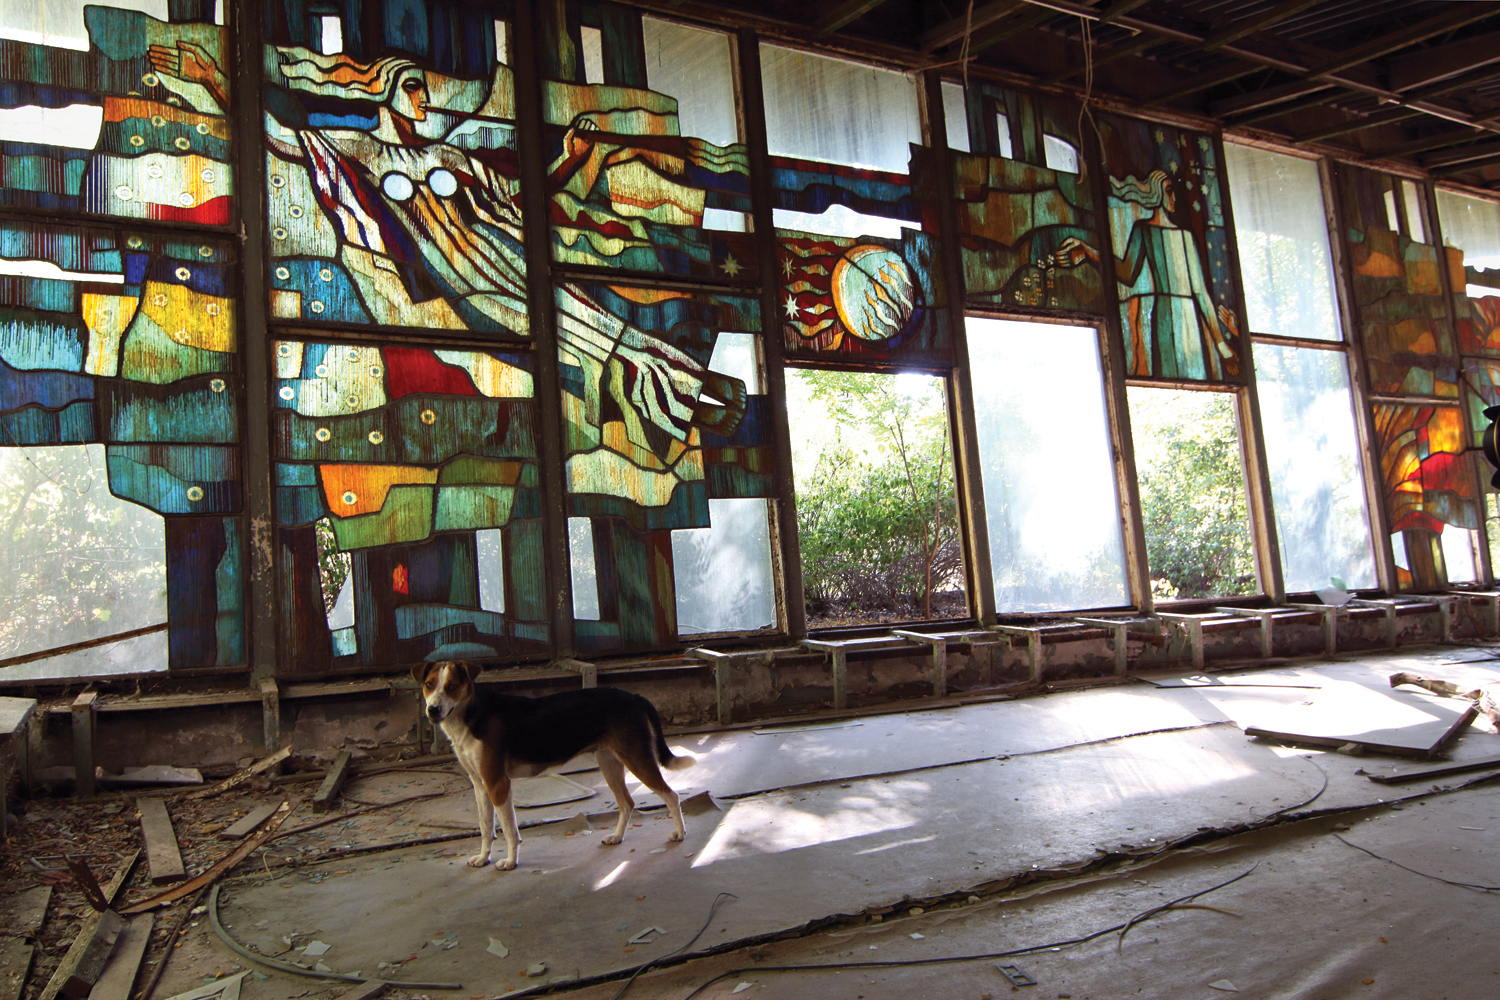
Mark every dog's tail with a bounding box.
[642,697,695,771]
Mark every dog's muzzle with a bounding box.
[426,705,444,722]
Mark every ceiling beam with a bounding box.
[1200,0,1325,52]
[967,4,1058,53]
[1146,64,1263,108]
[1046,31,1166,86]
[1212,79,1331,118]
[1371,130,1487,161]
[1437,150,1500,177]
[1424,139,1500,170]
[812,0,892,37]
[1389,31,1500,92]
[1293,107,1423,144]
[1099,0,1153,25]
[918,0,1025,51]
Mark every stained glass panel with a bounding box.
[272,339,545,670]
[950,83,1106,317]
[1372,402,1480,589]
[264,1,526,334]
[1096,117,1243,383]
[0,2,233,223]
[558,282,772,651]
[0,218,242,672]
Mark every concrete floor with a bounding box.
[156,646,1500,1000]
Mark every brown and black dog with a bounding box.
[413,660,694,871]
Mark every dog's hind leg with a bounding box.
[596,748,635,846]
[626,759,685,843]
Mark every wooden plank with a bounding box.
[1246,702,1478,761]
[120,801,291,915]
[218,802,278,840]
[36,850,138,1000]
[0,886,51,936]
[181,747,291,801]
[313,750,352,813]
[137,798,186,885]
[87,913,152,1000]
[0,938,32,1000]
[1368,755,1500,785]
[57,909,124,999]
[71,693,96,798]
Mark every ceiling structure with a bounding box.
[656,0,1500,190]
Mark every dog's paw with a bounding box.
[600,834,623,846]
[495,858,517,872]
[466,854,491,868]
[667,830,685,843]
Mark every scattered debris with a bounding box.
[1390,672,1500,731]
[680,791,721,816]
[525,962,548,977]
[486,938,509,959]
[996,964,1036,987]
[218,803,279,841]
[731,983,755,995]
[628,926,667,944]
[157,970,248,1000]
[87,913,153,1000]
[300,941,330,957]
[313,751,354,814]
[180,748,291,800]
[1208,981,1239,993]
[98,766,203,790]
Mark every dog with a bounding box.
[413,660,694,871]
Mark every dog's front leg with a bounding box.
[468,774,495,868]
[487,774,520,871]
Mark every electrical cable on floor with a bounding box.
[1332,833,1500,891]
[1268,752,1330,819]
[670,865,1260,1000]
[608,892,739,1000]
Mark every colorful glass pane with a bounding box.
[1373,402,1480,588]
[0,4,233,223]
[1096,116,1243,383]
[272,339,544,669]
[264,1,526,335]
[0,218,241,671]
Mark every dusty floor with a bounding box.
[3,645,1498,1000]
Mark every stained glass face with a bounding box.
[0,218,241,672]
[558,282,773,650]
[763,44,949,365]
[264,1,526,334]
[949,83,1105,317]
[1097,117,1243,383]
[541,10,755,283]
[0,2,233,223]
[273,339,545,668]
[1336,165,1455,398]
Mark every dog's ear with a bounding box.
[410,662,430,684]
[461,661,482,683]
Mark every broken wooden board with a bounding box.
[0,938,33,1000]
[57,909,123,999]
[0,885,51,936]
[1367,755,1500,784]
[37,851,137,1000]
[120,801,291,915]
[98,765,202,790]
[87,913,152,1000]
[1243,680,1479,759]
[181,747,291,800]
[511,773,597,809]
[137,797,186,884]
[313,750,352,813]
[218,802,278,840]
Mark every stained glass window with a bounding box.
[1097,117,1243,383]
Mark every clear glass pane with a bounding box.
[760,43,922,173]
[941,80,969,152]
[788,369,966,625]
[707,332,761,394]
[672,498,776,635]
[580,25,605,84]
[1442,527,1478,583]
[1042,135,1078,174]
[568,516,600,620]
[1223,144,1340,341]
[643,17,738,147]
[0,444,166,659]
[1,0,167,50]
[1402,180,1427,244]
[1251,343,1376,593]
[1128,387,1258,599]
[965,319,1128,612]
[476,527,505,613]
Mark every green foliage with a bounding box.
[793,370,963,619]
[314,517,351,617]
[1130,388,1257,599]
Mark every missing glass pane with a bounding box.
[1042,134,1078,174]
[942,80,969,152]
[1401,179,1427,244]
[967,320,1128,611]
[0,104,103,149]
[1251,343,1375,593]
[788,368,967,626]
[569,516,601,620]
[318,15,343,55]
[1127,386,1258,600]
[580,25,605,85]
[495,19,510,65]
[994,113,1014,160]
[772,206,916,241]
[476,527,505,613]
[643,17,738,147]
[672,499,776,635]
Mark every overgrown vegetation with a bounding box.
[1129,387,1258,599]
[792,370,965,623]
